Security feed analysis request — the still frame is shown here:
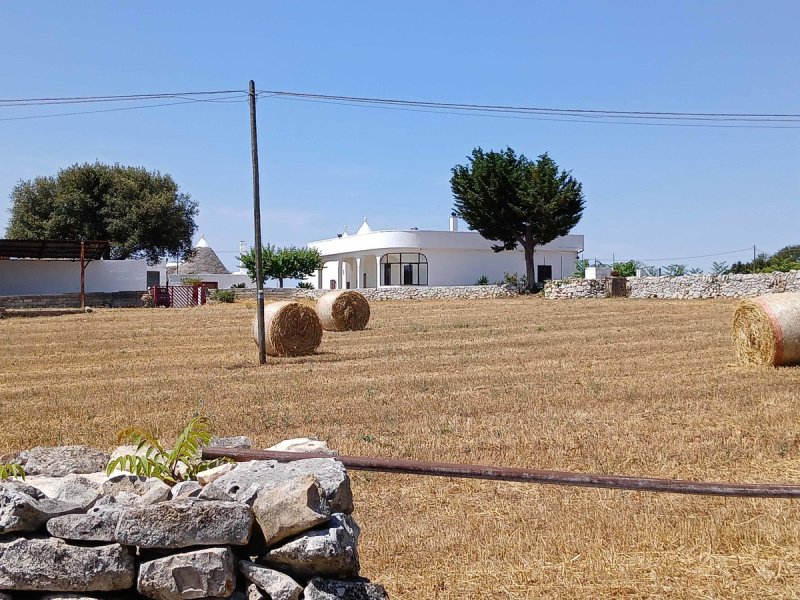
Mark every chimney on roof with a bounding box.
[449,213,458,232]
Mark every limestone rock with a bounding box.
[115,498,253,548]
[196,462,237,486]
[170,480,202,499]
[26,475,101,511]
[137,547,236,600]
[304,578,389,600]
[268,438,337,455]
[40,595,104,600]
[100,475,171,506]
[263,514,360,578]
[16,446,110,477]
[46,505,121,542]
[246,582,266,600]
[239,561,301,600]
[0,536,134,591]
[251,474,330,547]
[209,436,252,449]
[0,485,83,534]
[201,458,353,514]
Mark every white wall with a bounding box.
[312,248,579,289]
[0,259,161,295]
[166,272,254,289]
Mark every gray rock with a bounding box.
[209,436,252,449]
[26,475,101,511]
[1,479,46,499]
[46,506,121,542]
[100,475,171,506]
[0,485,83,534]
[246,582,266,600]
[170,480,202,499]
[0,536,134,591]
[137,547,236,600]
[16,446,110,477]
[263,514,360,578]
[40,595,103,600]
[239,561,301,600]
[251,474,330,547]
[115,498,253,548]
[201,458,353,514]
[304,578,389,600]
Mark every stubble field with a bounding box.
[2,297,800,599]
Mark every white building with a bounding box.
[306,216,584,289]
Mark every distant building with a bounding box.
[166,236,253,289]
[305,216,584,289]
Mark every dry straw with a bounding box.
[252,301,323,357]
[732,293,800,366]
[316,290,371,331]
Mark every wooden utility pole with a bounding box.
[79,240,86,309]
[250,80,267,364]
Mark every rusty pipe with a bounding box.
[201,447,800,499]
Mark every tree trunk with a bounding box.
[278,278,284,288]
[524,246,535,292]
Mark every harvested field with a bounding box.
[2,297,800,598]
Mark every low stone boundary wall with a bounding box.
[0,291,144,309]
[544,271,800,300]
[0,439,387,599]
[234,284,518,302]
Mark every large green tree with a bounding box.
[451,147,585,290]
[239,244,323,288]
[6,162,198,263]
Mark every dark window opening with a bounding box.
[537,265,553,283]
[380,253,428,285]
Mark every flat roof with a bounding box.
[0,239,110,260]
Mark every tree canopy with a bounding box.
[239,244,323,288]
[6,162,198,263]
[451,147,584,290]
[728,245,800,274]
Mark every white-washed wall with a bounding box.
[234,284,518,301]
[544,271,800,300]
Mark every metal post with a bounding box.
[250,80,267,364]
[79,240,85,309]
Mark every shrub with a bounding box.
[297,281,315,289]
[211,290,236,303]
[181,277,203,286]
[475,275,490,285]
[106,416,229,485]
[231,283,246,289]
[0,463,25,480]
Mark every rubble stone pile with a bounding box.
[0,440,388,600]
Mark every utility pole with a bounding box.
[250,80,267,364]
[753,244,756,274]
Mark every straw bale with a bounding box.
[253,301,323,357]
[732,293,800,366]
[316,291,370,331]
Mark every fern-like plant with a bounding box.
[106,416,229,485]
[0,463,25,480]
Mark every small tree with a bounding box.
[451,147,584,291]
[612,260,639,277]
[710,261,729,275]
[239,245,322,288]
[663,264,687,276]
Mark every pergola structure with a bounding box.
[0,239,111,308]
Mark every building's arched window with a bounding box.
[380,253,428,286]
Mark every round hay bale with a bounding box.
[252,301,323,357]
[316,290,371,331]
[733,293,800,367]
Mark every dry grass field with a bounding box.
[2,297,800,598]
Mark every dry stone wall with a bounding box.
[0,440,388,600]
[234,284,517,302]
[0,291,143,309]
[544,271,800,300]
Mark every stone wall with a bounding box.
[0,439,388,600]
[234,284,518,302]
[0,291,144,309]
[544,271,800,300]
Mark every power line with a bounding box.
[0,90,244,107]
[257,89,800,125]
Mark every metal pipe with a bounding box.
[201,448,800,499]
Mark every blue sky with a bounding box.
[1,1,798,272]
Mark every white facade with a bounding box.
[306,218,584,290]
[0,259,165,296]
